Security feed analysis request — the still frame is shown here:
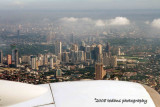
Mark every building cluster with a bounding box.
[0,37,160,94]
[0,48,19,68]
[0,40,117,71]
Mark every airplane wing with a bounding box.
[0,80,160,107]
[9,84,55,107]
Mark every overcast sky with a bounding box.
[0,0,160,10]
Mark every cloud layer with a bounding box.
[151,19,160,29]
[60,17,130,27]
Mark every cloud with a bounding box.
[145,21,150,25]
[59,17,130,27]
[151,19,160,29]
[95,20,105,27]
[60,17,78,22]
[108,17,130,26]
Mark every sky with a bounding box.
[0,0,160,10]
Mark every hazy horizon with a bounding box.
[0,0,160,10]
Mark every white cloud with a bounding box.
[80,17,92,22]
[151,19,160,29]
[59,17,130,27]
[95,20,105,27]
[145,21,150,25]
[60,17,78,22]
[108,17,130,26]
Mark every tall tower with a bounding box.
[62,52,69,63]
[55,41,62,60]
[95,63,106,80]
[105,42,111,57]
[12,49,18,67]
[110,56,117,67]
[70,33,74,43]
[95,44,103,63]
[97,44,102,54]
[15,49,18,67]
[31,56,37,69]
[7,54,12,65]
[118,47,121,56]
[50,57,53,69]
[0,50,3,64]
[78,51,85,62]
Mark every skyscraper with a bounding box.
[15,49,19,67]
[50,57,53,69]
[110,56,117,67]
[0,50,3,64]
[71,44,78,51]
[31,56,37,69]
[7,54,12,65]
[105,42,111,57]
[103,53,110,67]
[55,41,62,60]
[12,49,18,67]
[95,44,103,63]
[81,41,85,47]
[78,51,85,62]
[43,54,48,65]
[95,63,106,80]
[62,52,69,63]
[53,55,58,64]
[97,44,103,54]
[118,47,121,56]
[56,69,62,78]
[70,50,78,63]
[70,34,74,43]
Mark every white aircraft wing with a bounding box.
[10,84,55,107]
[0,80,160,107]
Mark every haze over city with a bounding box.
[0,0,160,95]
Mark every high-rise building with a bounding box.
[15,49,18,67]
[97,44,103,54]
[95,44,103,63]
[7,55,12,65]
[50,57,53,69]
[0,50,3,64]
[62,52,69,63]
[86,52,91,60]
[118,47,121,56]
[105,42,111,57]
[81,41,85,47]
[78,51,85,62]
[31,56,37,69]
[43,54,48,65]
[71,44,78,51]
[53,55,59,65]
[70,34,74,43]
[55,41,62,60]
[70,50,78,63]
[103,53,110,67]
[85,46,91,52]
[110,56,117,67]
[12,49,18,67]
[56,69,62,78]
[95,63,106,80]
[22,55,30,64]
